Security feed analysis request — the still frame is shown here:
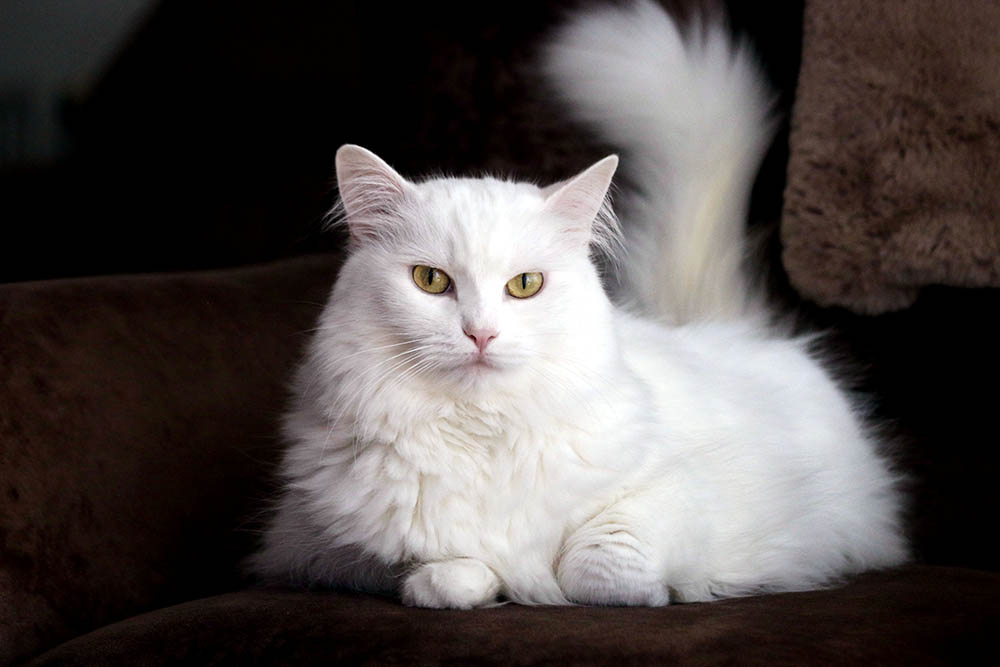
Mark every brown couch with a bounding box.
[3,254,1000,665]
[3,1,1000,664]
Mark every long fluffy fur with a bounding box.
[543,0,775,323]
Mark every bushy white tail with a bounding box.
[542,0,775,323]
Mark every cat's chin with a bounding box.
[446,354,512,385]
[467,356,497,370]
[460,357,502,376]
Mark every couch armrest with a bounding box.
[0,254,339,665]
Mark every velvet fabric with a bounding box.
[25,567,1000,665]
[782,0,1000,314]
[3,253,999,666]
[4,252,1000,667]
[0,256,340,665]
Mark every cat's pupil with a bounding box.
[521,273,528,290]
[426,269,436,286]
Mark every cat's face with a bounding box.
[331,145,619,393]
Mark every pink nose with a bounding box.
[464,327,498,353]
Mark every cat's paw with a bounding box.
[401,558,502,609]
[557,520,670,606]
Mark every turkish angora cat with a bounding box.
[249,0,907,607]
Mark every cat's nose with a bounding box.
[463,327,498,354]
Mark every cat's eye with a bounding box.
[412,265,451,294]
[506,272,544,299]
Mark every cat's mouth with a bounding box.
[468,354,496,369]
[462,351,502,372]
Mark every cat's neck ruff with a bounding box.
[334,335,634,442]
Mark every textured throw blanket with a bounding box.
[781,0,1000,314]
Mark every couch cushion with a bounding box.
[782,0,1000,313]
[0,255,340,665]
[26,566,1000,665]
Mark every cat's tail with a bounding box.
[541,0,775,323]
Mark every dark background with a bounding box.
[2,0,996,573]
[0,0,803,284]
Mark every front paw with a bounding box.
[557,520,670,606]
[401,558,501,609]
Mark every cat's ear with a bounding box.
[335,144,416,244]
[542,155,618,246]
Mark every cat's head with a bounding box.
[328,144,621,395]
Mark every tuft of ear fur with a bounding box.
[334,144,416,245]
[543,155,623,263]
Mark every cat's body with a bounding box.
[249,0,907,607]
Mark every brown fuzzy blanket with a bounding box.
[781,0,1000,314]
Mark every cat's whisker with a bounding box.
[528,352,632,408]
[350,351,431,403]
[298,340,425,413]
[332,340,425,363]
[522,363,618,416]
[387,360,441,396]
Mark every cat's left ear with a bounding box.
[335,144,417,245]
[542,155,618,246]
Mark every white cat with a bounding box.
[249,0,907,608]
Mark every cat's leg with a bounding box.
[401,557,502,609]
[557,505,670,606]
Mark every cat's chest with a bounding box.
[397,402,513,469]
[345,406,618,562]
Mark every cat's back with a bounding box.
[613,311,907,587]
[615,312,865,459]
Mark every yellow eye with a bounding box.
[506,272,543,299]
[412,265,451,294]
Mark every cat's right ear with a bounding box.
[335,144,416,245]
[541,155,619,249]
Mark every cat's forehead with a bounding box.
[411,177,568,267]
[418,177,545,232]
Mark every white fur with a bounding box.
[249,0,907,608]
[542,0,775,323]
